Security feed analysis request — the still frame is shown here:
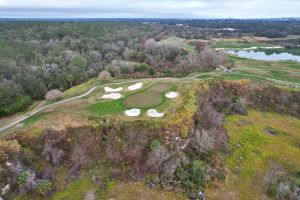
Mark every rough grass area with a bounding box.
[90,100,126,115]
[208,110,300,200]
[194,55,300,89]
[157,37,196,52]
[123,83,173,108]
[105,182,188,200]
[52,178,99,200]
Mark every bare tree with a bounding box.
[45,89,63,101]
[98,70,111,82]
[191,128,216,155]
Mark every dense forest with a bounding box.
[2,19,300,117]
[0,22,227,117]
[141,18,300,38]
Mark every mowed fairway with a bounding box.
[123,83,172,108]
[90,100,126,115]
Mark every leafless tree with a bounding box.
[44,89,63,101]
[98,70,111,81]
[191,128,216,155]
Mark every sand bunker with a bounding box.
[104,87,123,92]
[165,92,178,99]
[147,109,165,118]
[125,108,141,117]
[128,82,143,91]
[101,93,122,100]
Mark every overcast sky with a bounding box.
[0,0,300,18]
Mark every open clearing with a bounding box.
[123,83,172,108]
[206,110,300,200]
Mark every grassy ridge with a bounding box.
[221,110,300,199]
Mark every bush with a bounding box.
[134,63,148,72]
[150,140,161,151]
[0,80,32,117]
[98,70,112,81]
[18,172,28,187]
[188,160,206,187]
[175,160,206,195]
[36,179,52,196]
[45,89,63,101]
[148,68,155,76]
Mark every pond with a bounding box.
[227,50,300,62]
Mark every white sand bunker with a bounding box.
[101,93,122,100]
[147,109,165,118]
[165,92,178,99]
[128,82,143,91]
[125,108,141,117]
[104,86,123,92]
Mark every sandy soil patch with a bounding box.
[125,109,141,117]
[101,93,122,100]
[128,82,143,91]
[165,92,178,99]
[147,109,164,118]
[104,87,123,92]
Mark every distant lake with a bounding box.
[227,50,300,62]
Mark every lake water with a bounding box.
[227,50,300,62]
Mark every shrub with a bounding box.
[36,179,52,196]
[18,172,28,187]
[148,68,155,76]
[98,70,111,81]
[175,160,206,195]
[150,140,161,151]
[45,89,63,101]
[297,171,300,178]
[188,160,206,187]
[134,63,148,72]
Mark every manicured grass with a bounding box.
[184,45,196,52]
[90,100,127,115]
[222,110,300,199]
[123,83,173,109]
[212,40,275,49]
[226,55,300,86]
[221,72,261,80]
[62,78,103,99]
[197,74,215,80]
[89,83,177,116]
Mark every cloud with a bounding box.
[0,0,299,18]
